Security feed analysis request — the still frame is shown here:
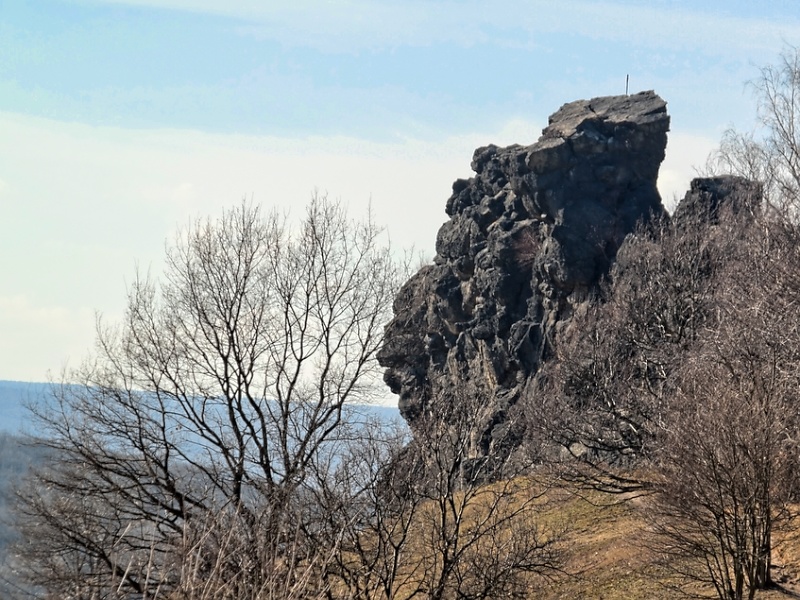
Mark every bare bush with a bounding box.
[523,207,736,494]
[524,179,800,598]
[648,215,800,599]
[11,197,402,599]
[710,45,800,217]
[308,392,565,600]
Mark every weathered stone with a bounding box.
[378,91,671,459]
[672,175,762,227]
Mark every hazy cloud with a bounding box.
[79,0,800,57]
[0,295,95,382]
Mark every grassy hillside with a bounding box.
[533,487,800,599]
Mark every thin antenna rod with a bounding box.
[625,74,629,95]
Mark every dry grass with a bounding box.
[511,484,800,600]
[530,487,683,600]
[158,478,800,599]
[320,475,800,599]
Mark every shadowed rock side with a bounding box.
[378,91,670,457]
[671,175,762,228]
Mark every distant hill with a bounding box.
[0,379,401,596]
[0,380,51,434]
[0,380,401,435]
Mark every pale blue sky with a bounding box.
[1,0,799,383]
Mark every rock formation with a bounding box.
[672,175,762,227]
[378,91,671,457]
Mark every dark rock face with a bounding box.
[672,175,762,227]
[378,91,671,455]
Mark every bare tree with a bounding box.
[648,215,800,599]
[521,176,800,598]
[11,197,402,599]
[643,47,800,597]
[407,395,564,600]
[523,204,736,494]
[300,417,426,600]
[711,45,800,216]
[307,389,564,600]
[649,358,796,600]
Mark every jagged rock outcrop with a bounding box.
[672,175,762,227]
[378,91,671,456]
